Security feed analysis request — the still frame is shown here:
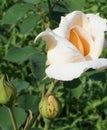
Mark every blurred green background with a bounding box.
[0,0,107,130]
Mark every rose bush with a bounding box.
[35,11,107,81]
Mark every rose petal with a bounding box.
[46,58,107,81]
[34,11,107,81]
[35,28,85,64]
[86,13,107,58]
[86,13,107,32]
[53,12,107,59]
[87,58,107,70]
[53,11,91,38]
[69,26,94,58]
[46,62,88,81]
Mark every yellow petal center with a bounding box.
[68,28,90,56]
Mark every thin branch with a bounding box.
[8,106,18,130]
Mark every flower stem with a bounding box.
[47,0,52,20]
[8,106,18,130]
[44,123,49,130]
[47,0,52,12]
[44,118,51,130]
[24,113,39,130]
[25,80,56,129]
[46,80,56,95]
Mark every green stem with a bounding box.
[44,124,49,130]
[42,84,46,97]
[8,106,18,130]
[25,80,56,129]
[25,113,39,130]
[47,0,52,12]
[44,118,51,130]
[46,80,56,94]
[47,0,52,20]
[35,114,41,127]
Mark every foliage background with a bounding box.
[0,0,107,130]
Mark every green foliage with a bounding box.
[4,46,37,63]
[64,0,85,11]
[0,106,27,130]
[16,94,40,113]
[2,3,36,25]
[12,78,29,92]
[0,0,107,130]
[19,13,40,34]
[31,52,46,81]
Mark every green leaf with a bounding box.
[64,0,85,11]
[31,52,46,81]
[96,119,107,130]
[83,70,106,82]
[0,106,13,130]
[104,108,107,115]
[71,85,84,99]
[16,94,40,113]
[0,106,27,130]
[50,11,66,22]
[64,79,81,89]
[4,46,37,63]
[84,100,102,112]
[13,107,27,128]
[11,78,29,92]
[2,3,36,24]
[53,3,68,13]
[31,128,42,130]
[23,0,41,4]
[19,13,41,34]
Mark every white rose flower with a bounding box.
[35,11,107,81]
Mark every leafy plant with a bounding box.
[0,0,107,130]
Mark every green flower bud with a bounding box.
[39,94,61,119]
[0,75,16,105]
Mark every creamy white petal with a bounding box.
[46,62,88,81]
[66,11,91,32]
[53,11,83,37]
[46,58,107,81]
[34,28,55,44]
[86,13,107,32]
[87,58,107,70]
[53,11,91,38]
[53,12,107,59]
[35,28,85,64]
[86,13,107,58]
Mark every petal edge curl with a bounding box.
[46,58,107,81]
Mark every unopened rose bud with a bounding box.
[39,94,61,119]
[0,75,16,105]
